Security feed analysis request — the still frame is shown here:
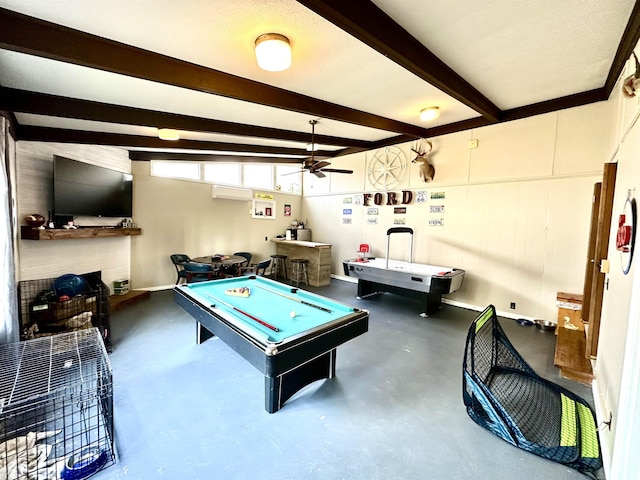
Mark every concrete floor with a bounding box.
[94,279,599,480]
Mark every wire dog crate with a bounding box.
[18,271,112,352]
[0,328,115,479]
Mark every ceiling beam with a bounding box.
[0,110,18,140]
[603,0,640,96]
[333,88,608,157]
[11,86,609,161]
[0,7,429,138]
[297,0,502,122]
[16,125,331,156]
[0,87,373,148]
[502,88,606,122]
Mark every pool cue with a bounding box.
[203,292,279,332]
[253,284,332,313]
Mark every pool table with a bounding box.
[173,276,369,413]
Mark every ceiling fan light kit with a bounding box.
[157,128,180,141]
[255,33,292,72]
[420,106,440,121]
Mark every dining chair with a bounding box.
[183,262,216,283]
[239,258,271,277]
[233,252,253,267]
[170,254,192,284]
[222,251,253,277]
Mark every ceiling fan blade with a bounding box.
[281,169,305,176]
[319,168,353,174]
[312,160,331,169]
[312,170,326,178]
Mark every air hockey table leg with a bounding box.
[420,292,443,317]
[356,279,381,299]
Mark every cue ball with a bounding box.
[290,310,296,318]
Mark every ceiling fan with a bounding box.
[297,120,353,178]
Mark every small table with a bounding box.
[192,255,248,276]
[173,276,369,413]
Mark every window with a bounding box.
[150,161,199,180]
[243,164,273,190]
[203,163,241,185]
[275,165,301,194]
[149,160,300,195]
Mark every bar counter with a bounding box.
[271,239,332,286]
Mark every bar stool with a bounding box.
[290,258,309,286]
[270,254,288,281]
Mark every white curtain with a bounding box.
[1,116,19,344]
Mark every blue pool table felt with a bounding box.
[181,276,356,344]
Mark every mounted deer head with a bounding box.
[623,52,640,98]
[411,138,435,182]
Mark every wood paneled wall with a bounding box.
[15,142,131,290]
[303,103,613,322]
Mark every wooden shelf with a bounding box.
[21,226,142,240]
[251,199,276,219]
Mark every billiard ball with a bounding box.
[290,310,296,318]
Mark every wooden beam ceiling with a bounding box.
[1,2,638,161]
[334,89,608,158]
[603,0,640,96]
[297,0,502,121]
[16,125,334,157]
[0,87,373,149]
[0,7,430,139]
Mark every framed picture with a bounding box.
[265,207,272,217]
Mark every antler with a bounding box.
[623,52,640,98]
[412,138,436,182]
[411,139,433,161]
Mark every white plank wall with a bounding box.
[303,103,612,322]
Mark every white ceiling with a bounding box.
[0,0,637,162]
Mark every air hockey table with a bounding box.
[343,227,465,316]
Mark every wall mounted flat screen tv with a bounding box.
[54,156,133,217]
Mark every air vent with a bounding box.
[211,185,253,201]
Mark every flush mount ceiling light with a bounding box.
[420,106,440,122]
[158,128,180,141]
[255,33,291,72]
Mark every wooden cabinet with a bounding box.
[556,292,584,331]
[554,292,593,384]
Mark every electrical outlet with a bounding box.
[510,302,516,309]
[468,139,479,149]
